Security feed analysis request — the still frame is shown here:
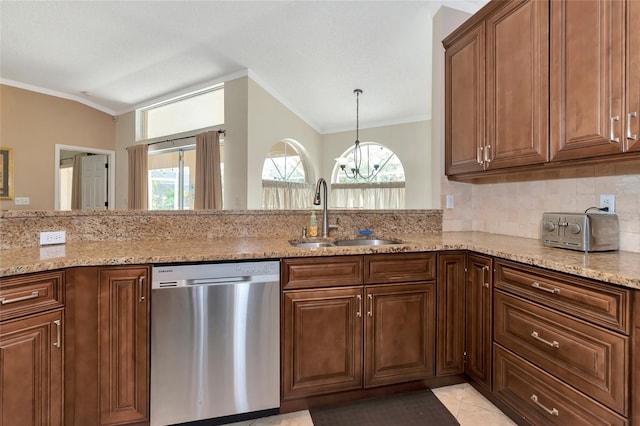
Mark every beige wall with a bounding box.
[0,84,116,211]
[114,111,135,209]
[321,120,432,209]
[224,77,249,209]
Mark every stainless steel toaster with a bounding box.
[541,212,619,252]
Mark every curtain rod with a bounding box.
[146,129,226,147]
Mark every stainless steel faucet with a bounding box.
[313,178,335,238]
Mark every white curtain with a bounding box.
[262,180,314,209]
[331,182,405,209]
[195,131,223,210]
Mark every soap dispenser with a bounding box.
[308,212,318,237]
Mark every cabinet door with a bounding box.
[445,23,485,175]
[364,282,436,388]
[436,252,466,376]
[465,254,492,390]
[486,0,548,169]
[282,287,363,399]
[627,0,640,152]
[98,267,149,425]
[550,0,625,161]
[0,310,63,426]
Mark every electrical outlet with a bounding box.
[599,194,616,213]
[446,194,455,209]
[14,197,30,205]
[40,231,66,246]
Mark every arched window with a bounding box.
[262,139,314,209]
[331,142,405,209]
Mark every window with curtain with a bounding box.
[138,85,225,210]
[331,142,405,209]
[261,140,313,209]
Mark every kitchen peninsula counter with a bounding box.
[1,232,639,290]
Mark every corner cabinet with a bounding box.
[444,0,549,176]
[281,254,436,407]
[65,265,150,426]
[0,271,65,426]
[444,0,640,179]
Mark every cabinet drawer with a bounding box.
[0,271,64,321]
[494,259,630,334]
[494,291,629,415]
[364,253,436,284]
[282,256,363,290]
[494,345,628,426]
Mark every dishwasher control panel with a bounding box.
[152,261,280,288]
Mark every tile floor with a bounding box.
[225,383,516,426]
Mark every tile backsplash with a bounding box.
[443,163,640,253]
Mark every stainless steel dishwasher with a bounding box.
[150,261,280,426]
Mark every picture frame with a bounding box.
[0,148,14,200]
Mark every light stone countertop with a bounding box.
[1,232,638,290]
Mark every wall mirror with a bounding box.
[54,144,116,211]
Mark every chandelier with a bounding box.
[336,89,379,180]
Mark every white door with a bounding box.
[81,154,108,210]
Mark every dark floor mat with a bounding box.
[309,389,459,426]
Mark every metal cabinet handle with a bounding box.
[477,147,484,164]
[53,320,61,349]
[138,276,145,303]
[482,265,490,288]
[531,331,559,348]
[531,394,559,416]
[627,112,638,140]
[484,145,492,163]
[367,294,373,317]
[531,281,560,294]
[610,116,621,143]
[0,291,39,305]
[356,295,362,318]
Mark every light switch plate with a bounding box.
[445,194,454,209]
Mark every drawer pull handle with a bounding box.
[0,291,39,305]
[477,147,484,164]
[531,394,559,416]
[531,331,559,348]
[356,295,362,318]
[53,320,61,349]
[367,294,373,317]
[482,265,490,288]
[531,282,560,294]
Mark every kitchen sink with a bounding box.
[333,239,401,246]
[290,241,335,248]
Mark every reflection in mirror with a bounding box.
[55,144,115,211]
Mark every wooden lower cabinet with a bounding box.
[282,286,363,399]
[436,252,466,376]
[65,266,150,426]
[465,254,493,390]
[281,254,437,403]
[0,309,64,426]
[364,283,436,388]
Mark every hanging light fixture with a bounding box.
[336,89,379,180]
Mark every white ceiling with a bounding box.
[0,1,487,133]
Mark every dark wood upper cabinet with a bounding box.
[627,0,640,153]
[486,0,549,168]
[550,0,626,161]
[445,23,486,175]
